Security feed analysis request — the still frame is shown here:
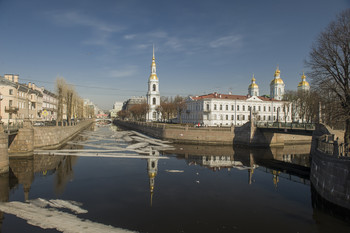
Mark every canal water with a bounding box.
[1,125,350,233]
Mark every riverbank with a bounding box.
[8,119,94,156]
[114,120,312,147]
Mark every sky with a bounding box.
[0,0,349,110]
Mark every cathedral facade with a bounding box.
[180,68,310,126]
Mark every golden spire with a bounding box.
[251,74,256,82]
[274,65,280,77]
[149,45,158,80]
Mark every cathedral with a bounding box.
[146,46,161,122]
[180,67,311,126]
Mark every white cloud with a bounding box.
[49,11,124,48]
[209,35,243,48]
[124,34,136,40]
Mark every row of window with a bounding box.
[207,104,287,113]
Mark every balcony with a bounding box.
[5,106,19,113]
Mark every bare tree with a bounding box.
[306,9,350,143]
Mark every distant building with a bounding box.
[180,68,292,126]
[146,46,161,122]
[122,96,146,111]
[110,101,123,118]
[0,74,44,125]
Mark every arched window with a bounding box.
[153,98,156,105]
[153,84,156,91]
[278,88,281,95]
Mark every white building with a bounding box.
[146,46,161,122]
[180,68,292,126]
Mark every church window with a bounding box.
[263,115,266,120]
[269,116,271,121]
[243,115,245,120]
[220,105,222,110]
[258,106,261,111]
[152,84,156,91]
[274,107,276,112]
[226,105,228,110]
[226,115,228,120]
[237,105,240,111]
[231,105,234,111]
[237,115,240,120]
[278,88,281,95]
[254,91,257,96]
[253,106,256,111]
[206,104,209,111]
[214,104,217,110]
[231,115,234,120]
[248,106,251,111]
[243,105,245,111]
[152,98,156,105]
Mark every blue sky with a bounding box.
[0,0,349,110]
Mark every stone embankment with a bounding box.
[114,120,312,146]
[310,123,350,210]
[8,119,94,156]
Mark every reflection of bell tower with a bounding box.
[272,170,280,188]
[147,151,159,206]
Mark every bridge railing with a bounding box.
[255,122,315,130]
[317,134,349,157]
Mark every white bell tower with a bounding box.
[146,45,161,121]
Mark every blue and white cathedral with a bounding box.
[146,46,161,121]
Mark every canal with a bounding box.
[0,124,349,233]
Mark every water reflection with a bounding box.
[167,143,311,188]
[147,150,159,206]
[2,126,350,233]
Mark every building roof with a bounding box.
[190,92,280,101]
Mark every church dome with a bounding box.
[249,75,259,88]
[298,73,309,87]
[270,67,284,85]
[149,74,158,81]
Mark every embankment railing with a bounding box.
[317,134,349,157]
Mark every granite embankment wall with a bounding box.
[33,120,93,149]
[114,120,312,146]
[310,124,350,210]
[0,125,9,174]
[8,120,93,156]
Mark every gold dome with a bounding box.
[270,78,284,85]
[249,83,259,88]
[149,74,158,81]
[298,73,309,87]
[298,81,309,87]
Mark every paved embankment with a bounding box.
[114,120,312,146]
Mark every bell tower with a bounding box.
[146,45,161,121]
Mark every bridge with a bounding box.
[255,122,315,136]
[95,118,113,125]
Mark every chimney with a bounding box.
[28,82,32,89]
[13,75,19,83]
